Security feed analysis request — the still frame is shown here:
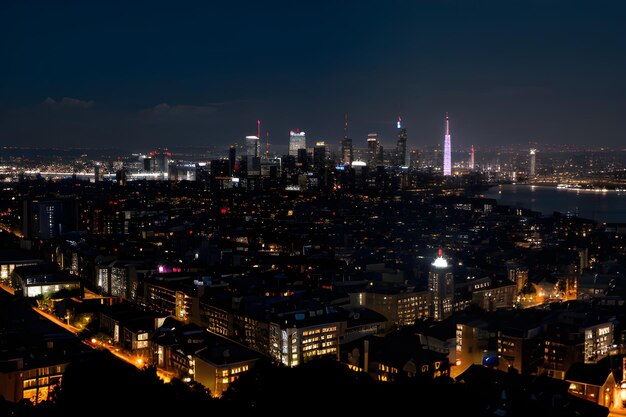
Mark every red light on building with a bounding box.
[220,208,228,214]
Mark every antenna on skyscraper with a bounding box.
[257,119,261,140]
[265,130,270,160]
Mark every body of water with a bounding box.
[484,184,626,224]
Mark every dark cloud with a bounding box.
[42,97,95,109]
[139,103,220,118]
[0,1,625,149]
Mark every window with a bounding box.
[23,379,37,389]
[23,389,37,403]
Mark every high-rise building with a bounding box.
[341,137,353,165]
[229,145,237,175]
[144,149,171,175]
[469,145,475,170]
[367,133,380,167]
[116,168,127,186]
[313,141,330,172]
[429,249,454,321]
[341,114,353,165]
[22,198,78,240]
[296,148,309,170]
[443,113,452,176]
[529,148,537,178]
[434,144,443,172]
[246,136,261,175]
[289,130,306,157]
[94,163,104,183]
[395,116,407,167]
[409,149,420,169]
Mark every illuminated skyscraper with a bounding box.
[443,113,452,176]
[469,145,475,170]
[341,114,353,165]
[313,141,330,172]
[246,135,261,175]
[529,148,536,177]
[395,116,407,167]
[429,249,454,321]
[367,133,380,166]
[289,130,306,157]
[94,163,103,183]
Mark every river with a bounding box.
[483,184,626,224]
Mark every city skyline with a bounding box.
[2,2,626,416]
[1,1,626,149]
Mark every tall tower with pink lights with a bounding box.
[443,113,452,176]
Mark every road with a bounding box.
[0,284,174,383]
[32,306,81,333]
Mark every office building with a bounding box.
[429,250,454,321]
[245,135,261,175]
[289,130,306,157]
[228,145,236,175]
[313,141,330,172]
[22,198,78,240]
[268,310,342,368]
[349,287,431,326]
[584,321,613,363]
[367,133,381,167]
[395,116,407,167]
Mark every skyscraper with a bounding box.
[529,148,536,178]
[469,145,475,170]
[313,141,330,172]
[443,113,452,176]
[22,198,77,240]
[395,116,407,167]
[429,249,454,321]
[409,149,420,169]
[94,163,102,183]
[289,130,306,157]
[367,133,380,167]
[341,114,353,165]
[229,145,237,175]
[246,135,261,175]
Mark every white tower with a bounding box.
[529,148,536,177]
[444,113,452,176]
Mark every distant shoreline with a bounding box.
[497,182,626,193]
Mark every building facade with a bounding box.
[429,253,454,321]
[289,130,306,157]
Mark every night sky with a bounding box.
[1,0,625,151]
